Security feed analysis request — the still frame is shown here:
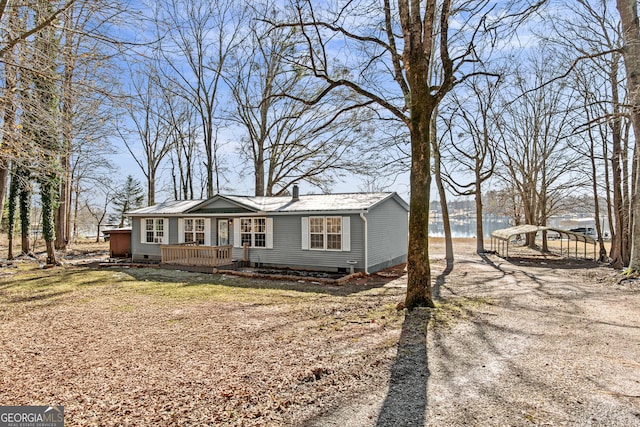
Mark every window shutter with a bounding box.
[161,218,169,244]
[342,216,351,252]
[178,218,185,244]
[233,219,241,248]
[266,218,273,249]
[204,218,212,246]
[140,218,146,244]
[301,217,309,250]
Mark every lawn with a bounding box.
[0,261,408,425]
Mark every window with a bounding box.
[309,217,341,251]
[184,218,205,244]
[240,218,267,247]
[326,217,342,250]
[144,218,165,244]
[309,217,325,249]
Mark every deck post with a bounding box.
[243,243,249,262]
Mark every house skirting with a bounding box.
[368,254,407,274]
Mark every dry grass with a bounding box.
[1,236,635,426]
[0,260,407,426]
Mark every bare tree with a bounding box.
[615,0,640,271]
[164,93,201,200]
[440,74,501,254]
[496,51,583,251]
[549,0,630,266]
[0,3,21,223]
[54,0,132,249]
[118,64,174,206]
[276,0,543,308]
[0,0,78,59]
[26,0,62,265]
[153,0,247,197]
[84,186,113,242]
[225,4,371,196]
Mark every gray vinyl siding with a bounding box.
[366,198,408,272]
[131,217,180,261]
[129,200,407,272]
[232,214,366,272]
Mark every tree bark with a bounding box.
[475,178,485,254]
[19,180,30,255]
[432,127,454,266]
[616,0,640,270]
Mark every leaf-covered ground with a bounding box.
[1,238,639,426]
[0,259,407,426]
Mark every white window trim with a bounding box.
[306,216,347,252]
[233,217,273,249]
[141,218,169,245]
[178,218,211,246]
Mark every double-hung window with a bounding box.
[143,218,166,244]
[308,217,343,251]
[183,218,205,244]
[234,217,272,249]
[240,218,267,247]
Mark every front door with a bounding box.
[218,219,229,246]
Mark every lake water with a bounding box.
[429,214,512,238]
[429,213,610,238]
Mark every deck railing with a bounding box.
[160,244,233,267]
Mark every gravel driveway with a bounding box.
[313,250,640,426]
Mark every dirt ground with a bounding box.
[1,238,639,426]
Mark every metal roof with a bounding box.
[491,224,545,240]
[491,225,596,245]
[127,199,204,216]
[127,192,408,216]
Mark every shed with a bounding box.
[103,228,132,258]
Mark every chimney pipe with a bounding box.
[292,185,299,201]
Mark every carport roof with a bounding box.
[491,225,596,245]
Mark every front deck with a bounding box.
[160,244,234,269]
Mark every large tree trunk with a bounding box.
[55,47,74,250]
[0,164,8,225]
[19,182,30,255]
[54,161,69,249]
[407,121,435,308]
[608,56,628,267]
[41,179,57,265]
[402,0,440,310]
[7,166,18,260]
[147,167,155,206]
[405,73,436,308]
[616,0,640,270]
[255,145,265,197]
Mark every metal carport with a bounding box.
[490,225,596,259]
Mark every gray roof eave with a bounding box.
[268,209,368,216]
